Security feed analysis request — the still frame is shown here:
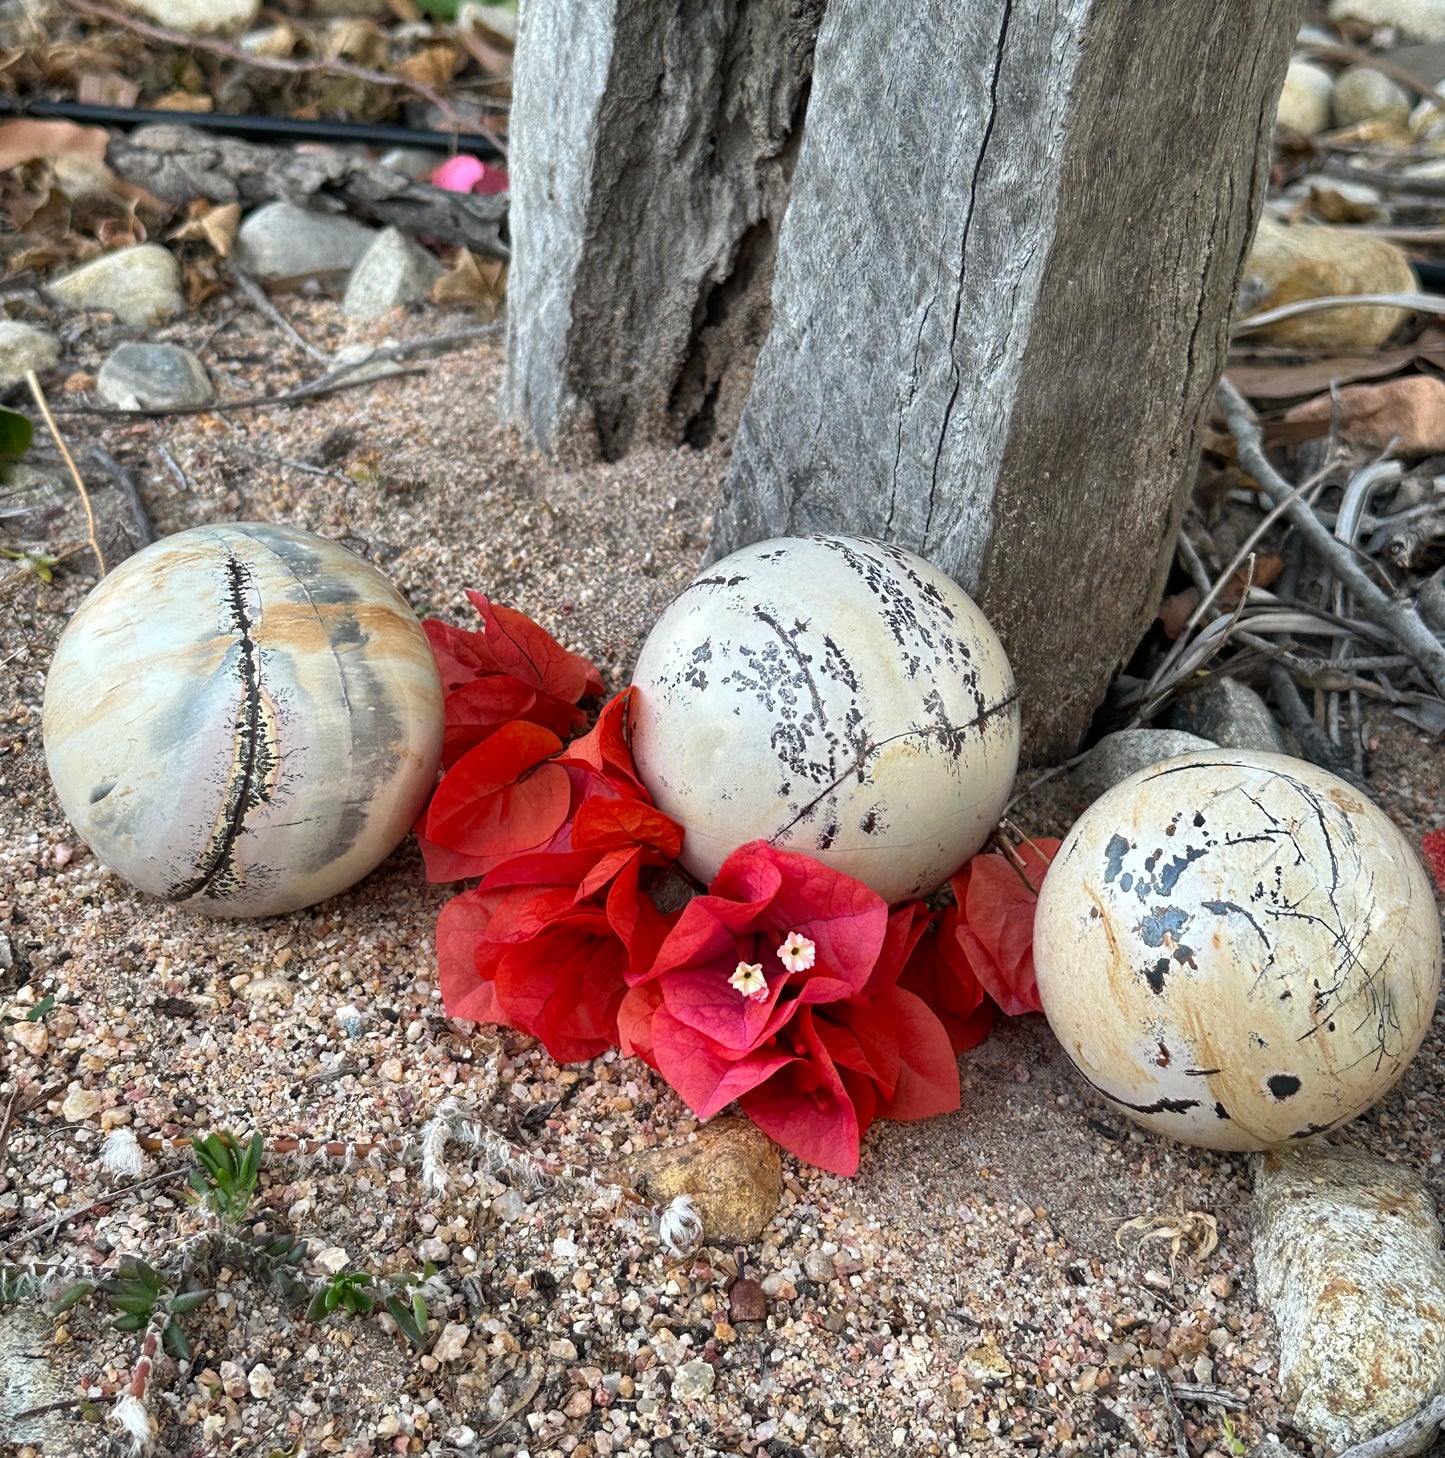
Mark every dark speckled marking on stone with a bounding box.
[89,780,116,803]
[1267,1073,1302,1099]
[1103,834,1130,885]
[1147,957,1171,994]
[165,553,274,903]
[1075,1063,1202,1116]
[1138,905,1189,947]
[1214,1101,1231,1120]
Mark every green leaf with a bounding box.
[163,1321,191,1361]
[387,1294,427,1349]
[47,1280,95,1315]
[411,0,461,18]
[24,996,54,1022]
[0,408,31,457]
[168,1289,212,1315]
[109,1290,160,1317]
[305,1287,331,1323]
[112,1311,148,1332]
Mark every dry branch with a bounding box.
[1215,378,1445,699]
[106,125,507,259]
[1336,1395,1445,1458]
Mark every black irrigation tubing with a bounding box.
[0,95,505,159]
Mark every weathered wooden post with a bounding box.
[502,0,825,459]
[504,0,1304,762]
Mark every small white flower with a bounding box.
[728,961,769,1002]
[777,931,817,973]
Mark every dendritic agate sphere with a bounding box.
[628,535,1020,904]
[1034,749,1442,1150]
[43,522,443,917]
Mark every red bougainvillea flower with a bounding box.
[943,838,1062,1017]
[436,791,684,1061]
[416,720,573,882]
[618,842,960,1175]
[1422,829,1445,894]
[424,592,604,765]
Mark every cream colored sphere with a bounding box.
[1034,750,1442,1149]
[43,522,443,917]
[628,535,1020,903]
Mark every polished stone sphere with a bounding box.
[1034,749,1441,1149]
[43,522,443,917]
[628,535,1020,903]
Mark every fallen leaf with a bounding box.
[169,199,241,258]
[0,118,107,171]
[396,42,461,90]
[432,248,506,310]
[1283,374,1445,456]
[1225,349,1417,401]
[1158,586,1200,640]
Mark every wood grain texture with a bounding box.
[501,0,824,459]
[711,0,1304,762]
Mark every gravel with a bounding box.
[2,289,1444,1457]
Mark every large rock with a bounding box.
[1254,1144,1445,1455]
[1329,0,1445,43]
[119,0,259,31]
[0,322,59,389]
[97,342,214,410]
[1068,728,1217,800]
[1276,59,1336,136]
[342,228,443,319]
[624,1118,782,1244]
[1166,677,1287,754]
[233,202,377,288]
[1284,375,1445,456]
[45,245,185,328]
[1239,217,1417,349]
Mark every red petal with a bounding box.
[494,922,629,1062]
[572,795,684,858]
[870,987,960,1121]
[650,1006,794,1118]
[436,888,507,1024]
[424,721,571,860]
[955,840,1060,1018]
[898,906,992,1053]
[424,617,502,687]
[440,676,538,765]
[1423,830,1445,894]
[469,592,600,704]
[559,689,649,799]
[738,1011,862,1176]
[617,982,663,1066]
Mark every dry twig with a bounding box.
[1154,1367,1190,1458]
[87,448,156,551]
[25,371,105,577]
[225,266,329,363]
[1336,1394,1445,1458]
[1216,378,1445,699]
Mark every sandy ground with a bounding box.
[2,298,1445,1458]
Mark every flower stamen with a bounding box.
[729,961,769,1001]
[777,931,817,973]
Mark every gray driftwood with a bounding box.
[501,0,825,460]
[107,125,507,260]
[708,0,1303,762]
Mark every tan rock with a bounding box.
[61,1087,103,1121]
[1332,64,1413,127]
[1283,375,1445,456]
[625,1118,782,1244]
[1329,0,1445,43]
[1240,217,1416,349]
[8,1020,47,1056]
[1254,1143,1445,1455]
[1275,59,1335,137]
